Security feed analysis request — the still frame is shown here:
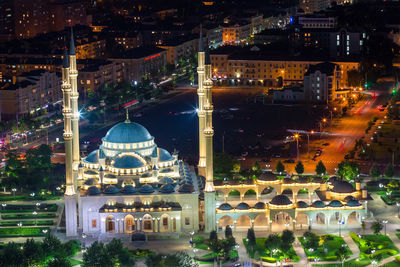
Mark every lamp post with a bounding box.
[294,133,300,162]
[36,202,40,210]
[193,248,198,258]
[1,203,6,211]
[12,188,16,199]
[338,220,342,237]
[397,202,400,218]
[319,118,327,139]
[382,220,388,235]
[82,233,87,248]
[32,211,37,225]
[17,222,22,236]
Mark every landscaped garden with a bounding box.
[192,227,239,264]
[1,212,56,220]
[349,232,399,266]
[243,228,299,263]
[0,227,50,237]
[299,233,352,261]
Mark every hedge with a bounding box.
[261,257,277,263]
[0,227,50,237]
[2,213,56,220]
[0,220,53,226]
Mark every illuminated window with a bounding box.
[163,218,168,226]
[92,219,97,228]
[185,217,190,225]
[86,80,90,85]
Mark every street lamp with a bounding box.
[193,248,198,258]
[36,202,40,210]
[294,133,300,162]
[42,229,48,235]
[17,222,22,236]
[12,188,16,199]
[30,192,35,197]
[82,233,87,248]
[382,220,388,235]
[32,211,38,225]
[338,220,343,236]
[397,203,400,218]
[1,203,6,211]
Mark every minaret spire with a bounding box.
[199,24,203,52]
[69,28,75,55]
[125,108,130,123]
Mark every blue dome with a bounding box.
[84,150,98,163]
[121,185,137,195]
[270,195,292,206]
[160,177,174,184]
[347,199,361,207]
[329,200,343,207]
[103,185,119,194]
[218,203,233,210]
[312,200,325,208]
[104,121,153,143]
[159,184,175,194]
[253,202,266,209]
[159,148,174,161]
[139,184,155,194]
[178,183,194,193]
[296,201,308,208]
[87,186,100,195]
[236,202,250,210]
[84,178,97,186]
[113,156,144,169]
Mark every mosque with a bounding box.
[62,30,369,237]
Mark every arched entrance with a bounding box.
[218,215,234,230]
[244,189,257,200]
[261,187,274,195]
[295,213,309,230]
[314,212,326,225]
[106,215,115,233]
[271,211,292,232]
[236,214,251,229]
[124,215,135,233]
[160,214,170,232]
[329,211,345,225]
[142,214,153,232]
[228,190,240,198]
[347,211,361,226]
[254,214,268,229]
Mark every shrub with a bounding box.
[193,235,205,244]
[262,257,277,263]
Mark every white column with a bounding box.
[152,218,156,233]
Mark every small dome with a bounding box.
[254,202,266,209]
[84,150,98,163]
[160,177,174,184]
[258,172,278,181]
[113,155,144,169]
[103,185,119,194]
[121,185,137,195]
[347,199,361,207]
[312,200,325,208]
[103,121,153,144]
[270,195,292,206]
[327,176,339,185]
[139,184,155,194]
[332,180,355,193]
[312,176,324,183]
[329,200,343,207]
[87,186,100,195]
[218,203,233,210]
[178,183,194,193]
[159,184,175,194]
[283,178,293,184]
[296,201,308,208]
[298,177,309,183]
[159,148,174,161]
[84,178,97,186]
[344,195,357,202]
[236,202,250,210]
[99,149,106,159]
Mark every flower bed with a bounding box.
[298,234,351,261]
[243,238,299,262]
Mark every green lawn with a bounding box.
[0,227,50,237]
[350,232,399,263]
[70,259,83,266]
[0,204,58,213]
[382,261,400,267]
[298,234,352,261]
[0,220,54,226]
[344,258,371,267]
[243,238,299,262]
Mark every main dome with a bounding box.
[103,121,153,143]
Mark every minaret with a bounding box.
[62,47,78,237]
[69,29,80,189]
[196,31,216,232]
[197,25,207,177]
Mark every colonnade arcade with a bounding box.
[214,181,321,202]
[216,207,366,232]
[101,212,180,234]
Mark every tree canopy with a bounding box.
[337,161,360,181]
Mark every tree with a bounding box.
[369,163,381,179]
[276,161,285,174]
[335,246,349,267]
[295,161,304,175]
[209,230,218,244]
[47,255,72,267]
[316,161,326,176]
[264,234,281,257]
[175,251,199,267]
[337,161,360,181]
[82,241,112,267]
[384,163,395,178]
[23,238,44,266]
[225,225,233,238]
[371,221,383,235]
[0,242,24,266]
[214,152,235,177]
[246,228,256,248]
[42,234,62,257]
[303,231,319,249]
[281,230,295,251]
